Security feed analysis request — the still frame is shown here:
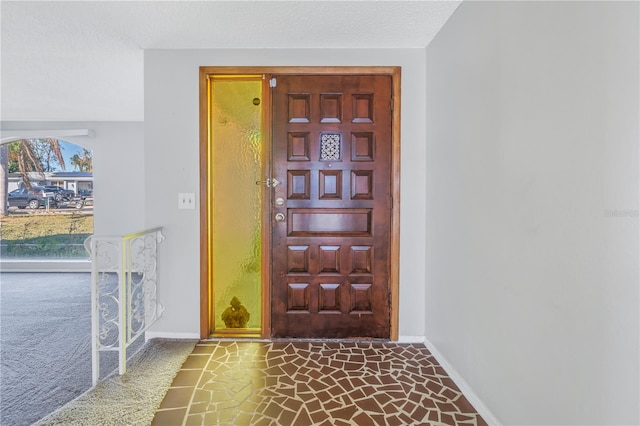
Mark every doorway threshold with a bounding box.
[203,336,393,343]
[209,330,262,339]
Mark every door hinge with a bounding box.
[270,77,277,88]
[390,98,394,111]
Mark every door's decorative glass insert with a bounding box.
[211,78,262,331]
[320,133,341,161]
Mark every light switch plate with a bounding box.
[178,193,195,209]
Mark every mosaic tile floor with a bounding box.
[152,340,487,426]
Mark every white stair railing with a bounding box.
[85,227,165,386]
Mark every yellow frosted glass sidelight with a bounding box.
[211,78,262,331]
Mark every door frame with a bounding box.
[199,66,401,340]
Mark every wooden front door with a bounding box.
[270,74,393,338]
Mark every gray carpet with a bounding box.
[0,272,193,425]
[34,338,197,426]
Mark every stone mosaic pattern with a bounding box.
[153,341,487,426]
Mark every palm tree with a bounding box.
[0,139,65,216]
[70,148,93,172]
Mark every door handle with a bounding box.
[275,213,285,222]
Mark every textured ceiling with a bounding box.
[0,1,461,122]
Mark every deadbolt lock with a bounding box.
[275,197,285,206]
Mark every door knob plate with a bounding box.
[255,178,280,188]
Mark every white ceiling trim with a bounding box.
[0,129,94,144]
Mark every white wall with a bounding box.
[426,2,639,424]
[144,48,427,339]
[0,121,145,235]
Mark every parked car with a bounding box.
[43,185,75,201]
[78,189,93,199]
[7,187,57,209]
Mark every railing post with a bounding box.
[89,237,99,387]
[118,237,127,376]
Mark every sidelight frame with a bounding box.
[199,66,401,340]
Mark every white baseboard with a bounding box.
[145,331,200,340]
[398,335,426,343]
[423,338,502,426]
